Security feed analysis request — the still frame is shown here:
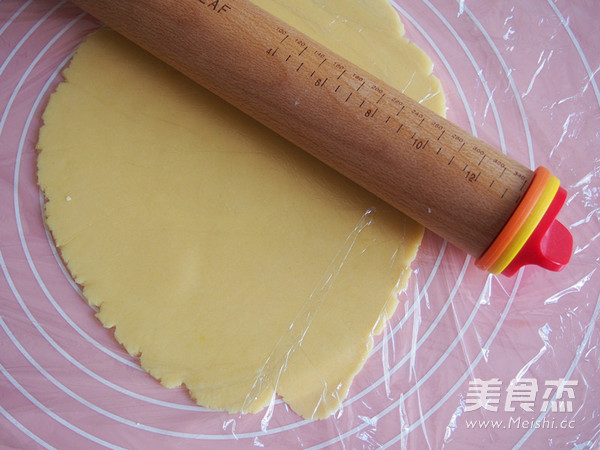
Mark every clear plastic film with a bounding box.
[1,1,599,449]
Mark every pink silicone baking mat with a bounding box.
[1,1,599,448]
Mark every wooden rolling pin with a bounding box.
[68,0,572,275]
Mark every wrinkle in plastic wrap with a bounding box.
[1,0,599,449]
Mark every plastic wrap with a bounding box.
[1,0,599,448]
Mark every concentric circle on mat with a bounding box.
[1,1,599,449]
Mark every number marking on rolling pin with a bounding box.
[264,24,529,203]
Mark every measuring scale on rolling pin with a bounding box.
[70,0,573,276]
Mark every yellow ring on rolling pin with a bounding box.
[488,175,560,274]
[476,167,552,271]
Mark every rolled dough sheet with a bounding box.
[37,0,445,419]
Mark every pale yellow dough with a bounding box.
[37,0,445,419]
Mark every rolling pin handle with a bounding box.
[501,186,572,276]
[476,167,572,276]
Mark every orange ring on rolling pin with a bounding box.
[488,175,560,274]
[475,167,552,271]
